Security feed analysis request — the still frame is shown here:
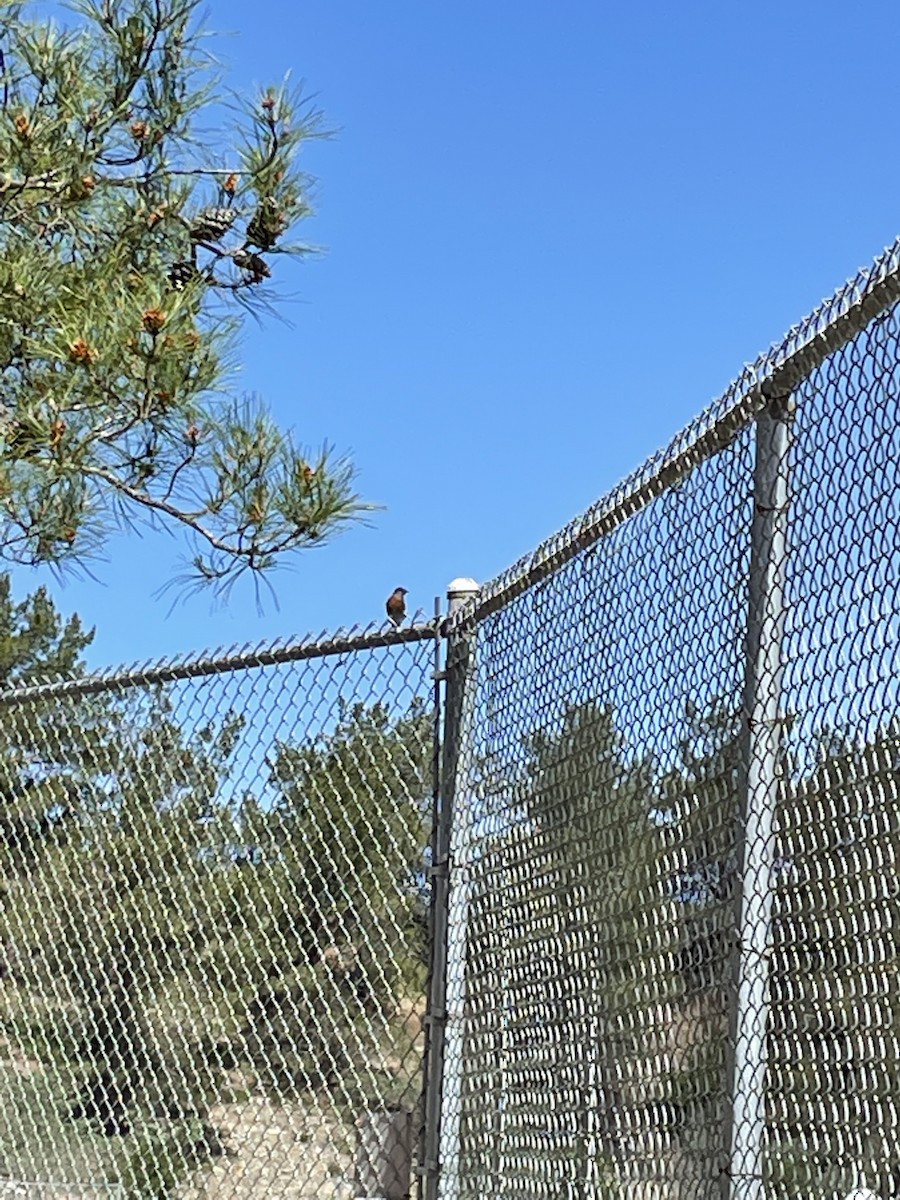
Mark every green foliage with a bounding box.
[0,574,93,686]
[231,697,432,1099]
[477,695,900,1196]
[267,698,431,944]
[659,704,900,1196]
[2,692,248,1129]
[524,701,674,1015]
[457,702,681,1192]
[767,722,900,1197]
[117,1120,228,1200]
[0,573,97,875]
[0,604,431,1190]
[0,0,370,594]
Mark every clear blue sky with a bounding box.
[12,0,900,670]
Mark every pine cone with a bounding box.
[233,250,271,282]
[168,261,197,290]
[189,207,237,243]
[246,199,286,251]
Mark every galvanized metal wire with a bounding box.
[0,622,439,1200]
[8,232,900,1200]
[448,236,900,635]
[439,237,900,1200]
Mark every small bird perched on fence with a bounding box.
[386,587,408,627]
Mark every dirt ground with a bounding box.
[176,1096,356,1200]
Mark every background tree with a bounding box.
[0,0,368,595]
[460,695,900,1200]
[522,702,667,1159]
[0,683,246,1194]
[659,703,900,1197]
[230,697,433,1105]
[0,572,95,878]
[0,624,433,1195]
[650,701,745,1198]
[456,701,678,1197]
[0,574,92,688]
[768,722,900,1199]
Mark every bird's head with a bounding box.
[395,587,408,596]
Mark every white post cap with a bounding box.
[446,578,479,616]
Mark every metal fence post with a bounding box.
[421,578,479,1200]
[725,388,794,1200]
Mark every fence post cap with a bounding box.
[447,577,479,602]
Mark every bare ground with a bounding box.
[177,1096,355,1200]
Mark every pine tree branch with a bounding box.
[0,0,363,595]
[81,465,235,552]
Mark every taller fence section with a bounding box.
[0,624,439,1200]
[437,241,900,1200]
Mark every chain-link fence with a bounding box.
[0,625,439,1200]
[435,240,900,1200]
[7,240,900,1200]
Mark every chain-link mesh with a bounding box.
[0,625,438,1200]
[0,1188,124,1199]
[769,304,900,1200]
[7,242,900,1200]
[437,239,900,1200]
[441,433,754,1200]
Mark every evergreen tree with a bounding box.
[0,576,244,1189]
[1,0,367,594]
[230,697,433,1104]
[0,678,433,1193]
[0,572,95,875]
[652,701,744,1198]
[0,685,246,1193]
[0,575,93,688]
[769,722,900,1198]
[522,702,668,1145]
[661,702,900,1198]
[458,702,676,1197]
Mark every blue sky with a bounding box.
[11,0,900,670]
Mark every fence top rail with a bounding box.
[0,620,441,706]
[447,234,900,632]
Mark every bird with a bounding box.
[386,587,408,627]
